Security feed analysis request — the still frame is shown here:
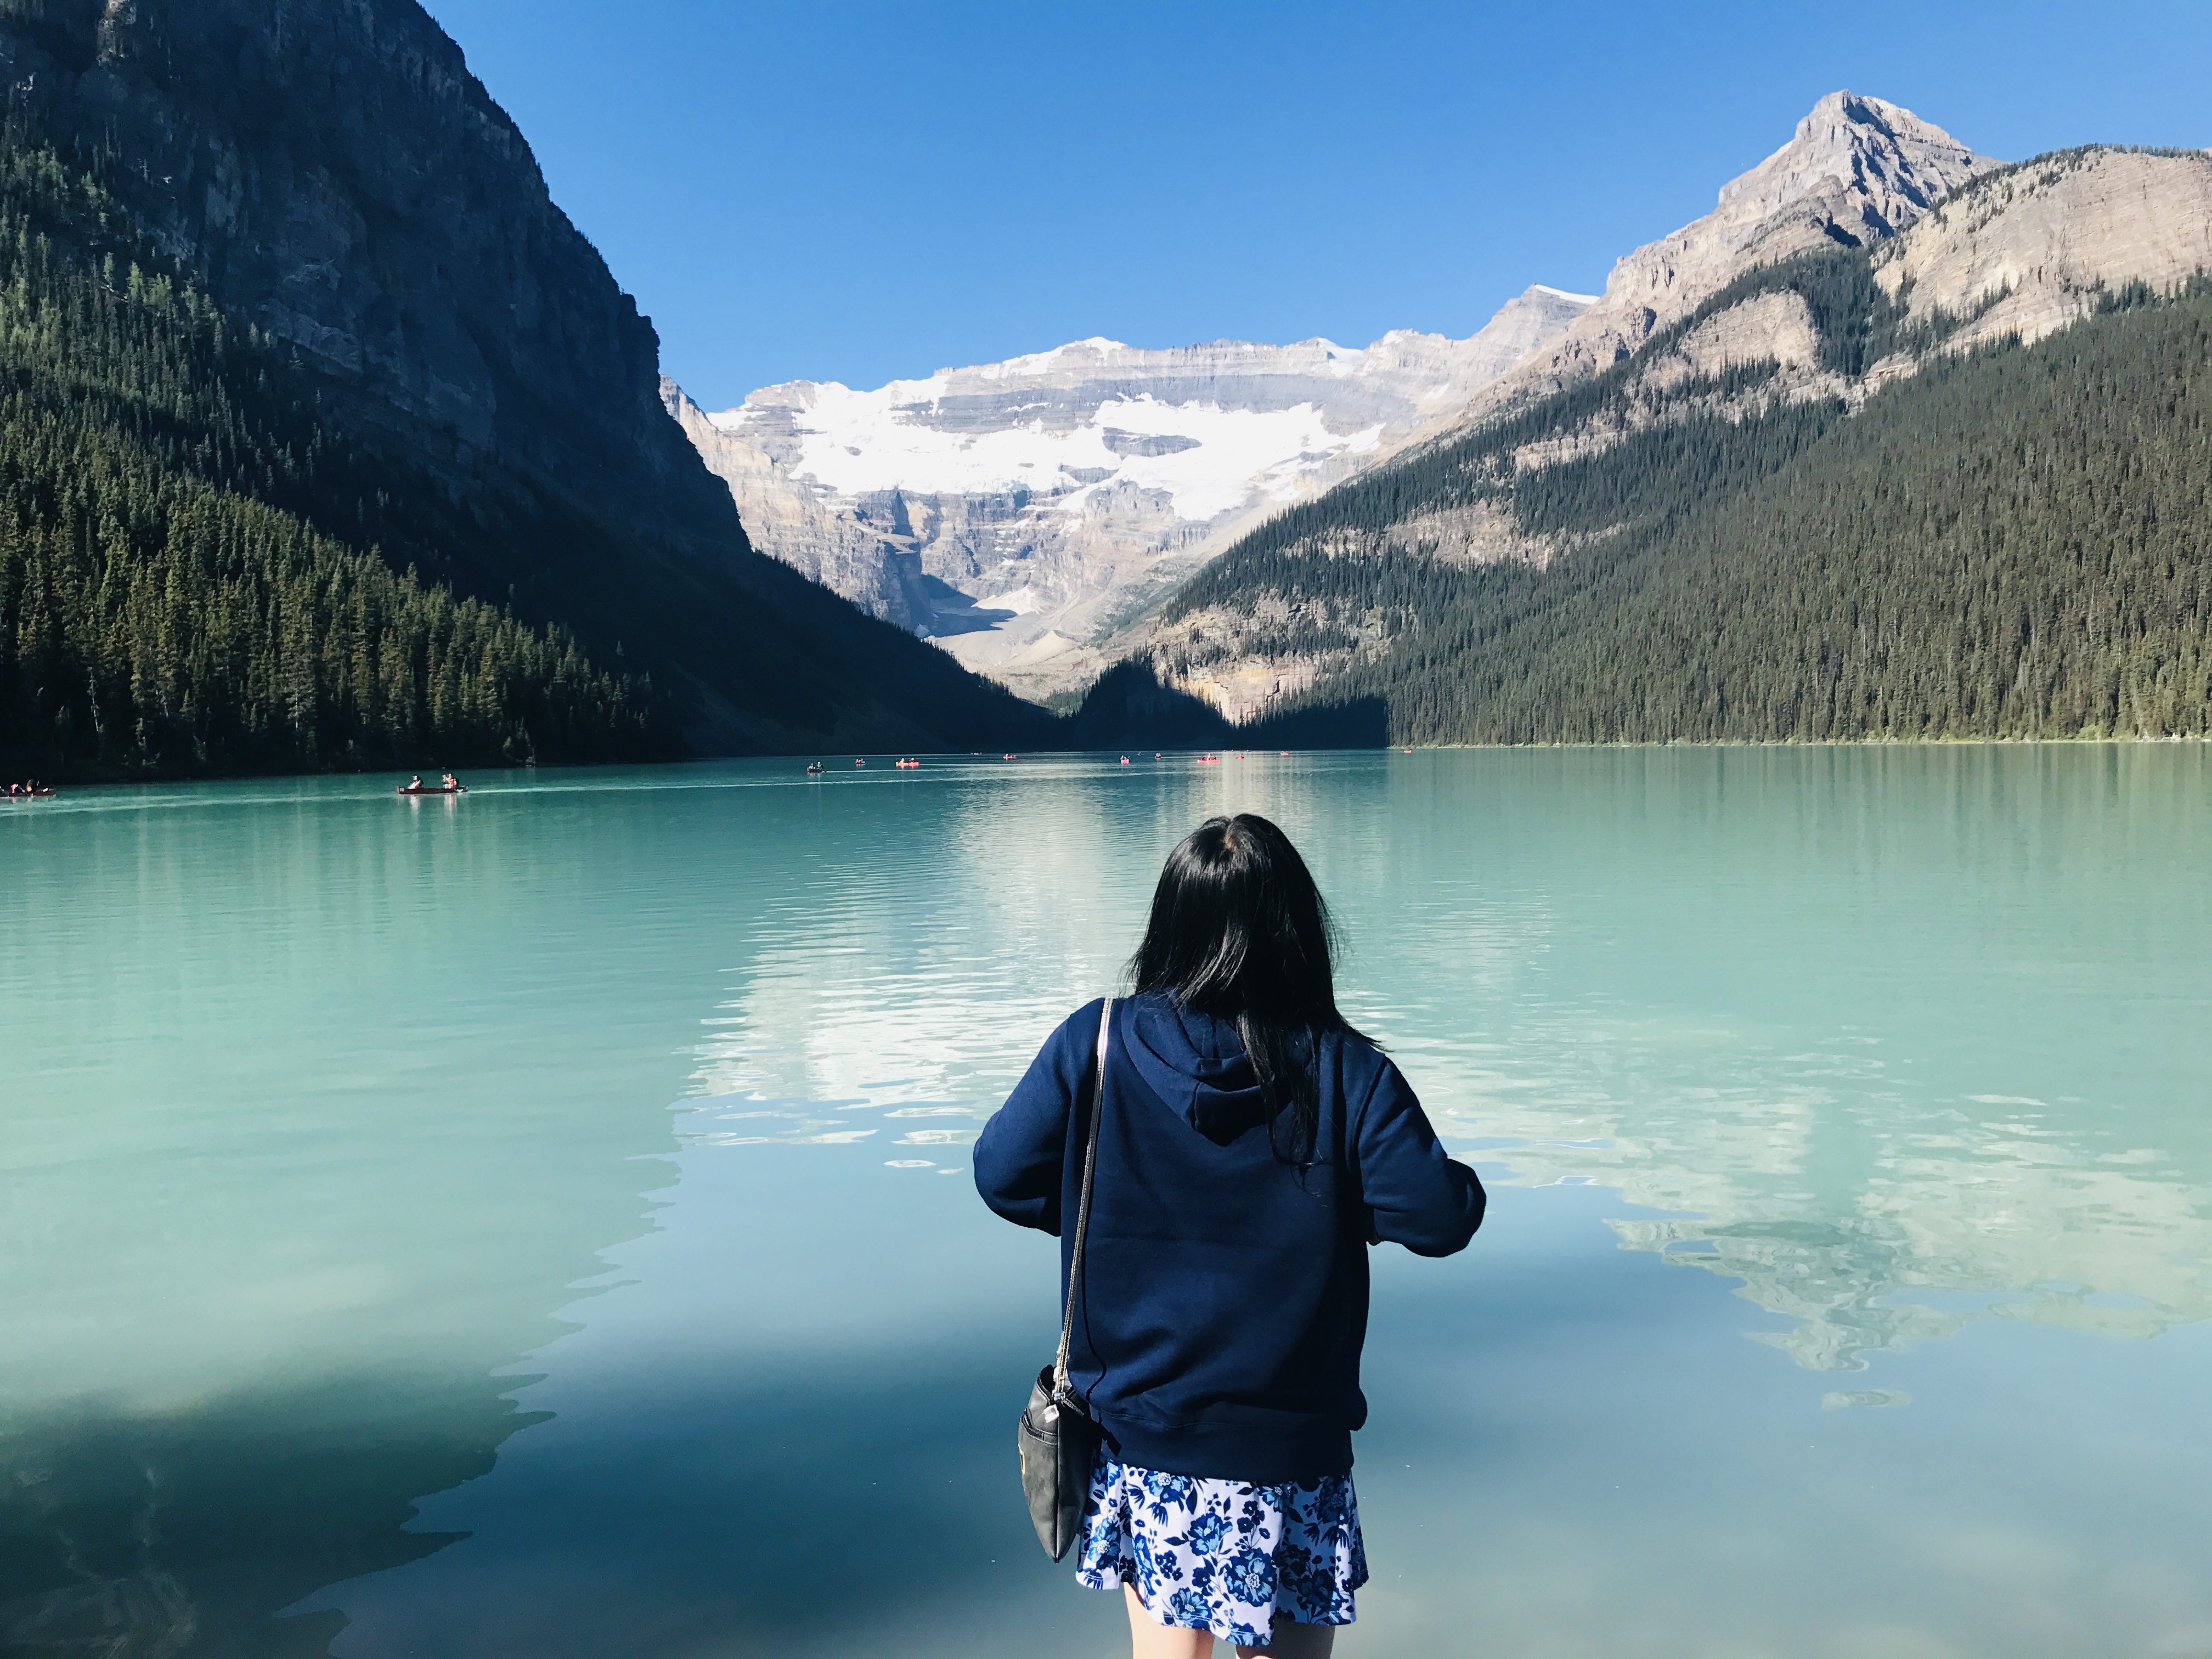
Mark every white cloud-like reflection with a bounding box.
[676,749,2212,1373]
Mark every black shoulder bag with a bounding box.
[1017,996,1112,1561]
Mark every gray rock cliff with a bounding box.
[0,0,741,565]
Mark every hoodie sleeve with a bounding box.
[973,1001,1100,1237]
[1352,1057,1486,1257]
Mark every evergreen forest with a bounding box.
[1163,249,2212,745]
[0,131,662,778]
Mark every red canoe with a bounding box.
[397,784,467,795]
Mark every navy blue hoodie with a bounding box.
[974,993,1483,1483]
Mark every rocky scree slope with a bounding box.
[1095,105,2212,742]
[670,287,1592,702]
[0,0,1042,758]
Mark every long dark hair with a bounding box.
[1127,814,1367,1164]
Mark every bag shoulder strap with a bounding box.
[1052,996,1113,1402]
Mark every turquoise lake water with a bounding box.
[3,748,2209,1657]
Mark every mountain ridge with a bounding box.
[1076,91,2015,720]
[684,89,2010,721]
[1094,120,2212,743]
[671,285,1593,700]
[1435,92,1998,433]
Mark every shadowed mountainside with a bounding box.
[0,0,1048,777]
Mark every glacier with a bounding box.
[664,286,1591,696]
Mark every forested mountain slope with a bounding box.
[0,132,661,774]
[0,0,1043,778]
[1084,91,2004,724]
[1104,146,2212,745]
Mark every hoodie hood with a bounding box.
[1124,992,1270,1145]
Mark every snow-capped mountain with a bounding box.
[664,285,1590,691]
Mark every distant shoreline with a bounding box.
[14,733,2211,792]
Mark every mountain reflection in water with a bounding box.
[0,1375,542,1656]
[2,777,690,1655]
[3,750,2206,1657]
[685,746,2212,1375]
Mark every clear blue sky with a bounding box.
[422,1,2212,409]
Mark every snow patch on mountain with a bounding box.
[709,382,1383,524]
[670,286,1592,693]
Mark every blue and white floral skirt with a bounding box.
[1074,1449,1367,1644]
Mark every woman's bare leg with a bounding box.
[1124,1584,1213,1658]
[1120,1584,1335,1659]
[1234,1618,1335,1659]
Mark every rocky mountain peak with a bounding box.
[0,0,743,566]
[1443,92,2000,424]
[1714,91,1991,242]
[1604,91,1997,317]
